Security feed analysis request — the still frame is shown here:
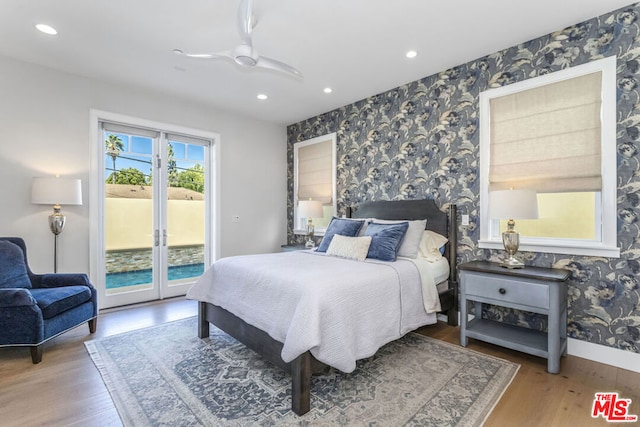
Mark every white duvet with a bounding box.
[186,250,445,372]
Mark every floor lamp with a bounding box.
[31,177,82,273]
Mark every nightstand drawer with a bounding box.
[465,274,549,309]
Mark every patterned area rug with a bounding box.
[85,317,518,426]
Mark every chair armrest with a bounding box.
[0,288,36,308]
[39,273,94,290]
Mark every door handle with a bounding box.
[154,229,159,247]
[163,229,167,247]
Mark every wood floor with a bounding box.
[1,298,637,426]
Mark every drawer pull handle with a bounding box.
[499,288,506,295]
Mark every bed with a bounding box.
[188,199,458,415]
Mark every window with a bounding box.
[293,133,337,234]
[479,56,619,258]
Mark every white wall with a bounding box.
[0,54,287,275]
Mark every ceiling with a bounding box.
[0,0,635,125]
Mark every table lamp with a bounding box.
[298,199,323,248]
[489,189,538,268]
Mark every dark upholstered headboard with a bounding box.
[346,199,456,265]
[346,199,458,324]
[348,199,448,237]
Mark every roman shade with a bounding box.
[296,139,333,204]
[489,71,602,193]
[166,133,211,146]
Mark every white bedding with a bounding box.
[403,256,448,313]
[187,250,447,373]
[410,256,451,294]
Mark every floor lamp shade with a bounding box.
[489,189,538,268]
[31,177,83,207]
[31,177,82,273]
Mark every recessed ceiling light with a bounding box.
[406,50,417,59]
[323,87,333,94]
[36,24,57,35]
[257,94,268,100]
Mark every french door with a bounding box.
[98,120,213,308]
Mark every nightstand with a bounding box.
[280,244,309,252]
[459,261,570,374]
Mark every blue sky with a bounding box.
[105,133,205,177]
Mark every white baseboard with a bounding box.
[568,338,640,373]
[436,314,640,373]
[436,312,468,323]
[436,313,448,322]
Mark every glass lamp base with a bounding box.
[305,221,315,249]
[501,229,524,268]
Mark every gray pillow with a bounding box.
[0,240,32,289]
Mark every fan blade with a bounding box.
[256,56,303,78]
[237,0,254,46]
[181,50,234,60]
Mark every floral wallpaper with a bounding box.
[287,4,640,355]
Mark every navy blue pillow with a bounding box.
[317,218,366,252]
[364,222,409,261]
[0,240,32,289]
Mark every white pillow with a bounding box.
[326,234,372,261]
[370,219,427,258]
[418,230,449,261]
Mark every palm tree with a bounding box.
[167,143,178,187]
[105,134,124,184]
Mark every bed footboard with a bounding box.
[198,301,322,415]
[198,302,210,339]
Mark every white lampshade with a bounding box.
[298,199,323,218]
[32,177,83,205]
[489,189,538,220]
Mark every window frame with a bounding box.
[478,56,620,258]
[90,109,220,309]
[293,132,337,236]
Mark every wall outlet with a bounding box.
[232,215,240,223]
[461,214,470,226]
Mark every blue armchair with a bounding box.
[0,237,97,363]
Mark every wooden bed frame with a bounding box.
[197,199,458,415]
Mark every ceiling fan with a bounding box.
[174,0,302,78]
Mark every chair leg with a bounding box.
[88,318,97,334]
[30,345,43,364]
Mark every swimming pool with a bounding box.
[106,263,204,289]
